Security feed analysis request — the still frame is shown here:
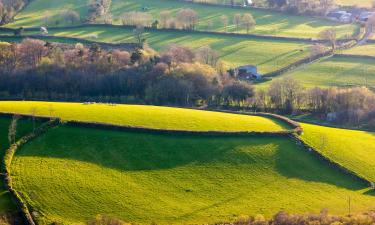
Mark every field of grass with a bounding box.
[0,116,42,214]
[342,44,375,57]
[0,101,291,132]
[8,26,311,73]
[11,124,375,224]
[300,123,375,182]
[7,0,357,39]
[337,0,373,7]
[262,55,375,88]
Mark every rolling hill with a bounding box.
[0,101,291,132]
[7,0,358,39]
[10,124,375,224]
[262,55,375,88]
[300,123,375,182]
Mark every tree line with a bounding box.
[0,39,374,128]
[87,210,375,225]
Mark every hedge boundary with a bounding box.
[0,34,140,50]
[3,119,60,225]
[0,24,347,44]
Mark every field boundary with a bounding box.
[333,54,375,60]
[3,119,59,225]
[0,34,140,50]
[0,25,347,44]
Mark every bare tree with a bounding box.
[176,8,198,30]
[241,13,256,34]
[160,10,172,28]
[61,10,81,25]
[318,28,337,50]
[233,13,242,32]
[195,46,220,67]
[8,115,20,145]
[18,39,46,69]
[220,15,228,32]
[133,26,145,46]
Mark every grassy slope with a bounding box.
[337,0,373,7]
[0,101,290,132]
[342,44,375,57]
[12,26,311,73]
[11,125,375,224]
[300,123,375,182]
[260,55,375,88]
[7,0,357,39]
[0,116,41,214]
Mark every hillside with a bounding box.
[0,26,312,73]
[0,101,291,132]
[262,55,375,88]
[7,0,357,39]
[300,123,375,182]
[11,124,375,224]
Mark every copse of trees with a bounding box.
[267,0,336,15]
[1,39,374,127]
[87,0,112,23]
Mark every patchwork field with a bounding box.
[264,55,375,88]
[4,26,311,73]
[11,125,375,224]
[7,0,357,39]
[0,101,291,132]
[300,123,375,182]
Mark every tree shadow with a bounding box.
[364,189,375,196]
[18,125,368,191]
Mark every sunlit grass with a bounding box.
[11,125,375,224]
[259,55,375,88]
[7,0,357,39]
[0,101,291,132]
[300,123,375,182]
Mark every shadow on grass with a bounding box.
[16,124,367,191]
[364,189,375,196]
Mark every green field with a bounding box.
[337,0,373,7]
[7,0,357,39]
[263,55,375,88]
[11,125,375,224]
[342,44,375,57]
[7,26,311,73]
[300,123,375,182]
[0,101,291,132]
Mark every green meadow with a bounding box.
[10,26,311,73]
[11,125,375,224]
[337,0,373,7]
[342,44,375,57]
[262,55,375,88]
[300,123,375,182]
[0,101,290,132]
[8,0,357,39]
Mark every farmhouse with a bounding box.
[326,11,353,23]
[235,65,261,80]
[359,11,375,22]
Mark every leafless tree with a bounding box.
[241,13,256,33]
